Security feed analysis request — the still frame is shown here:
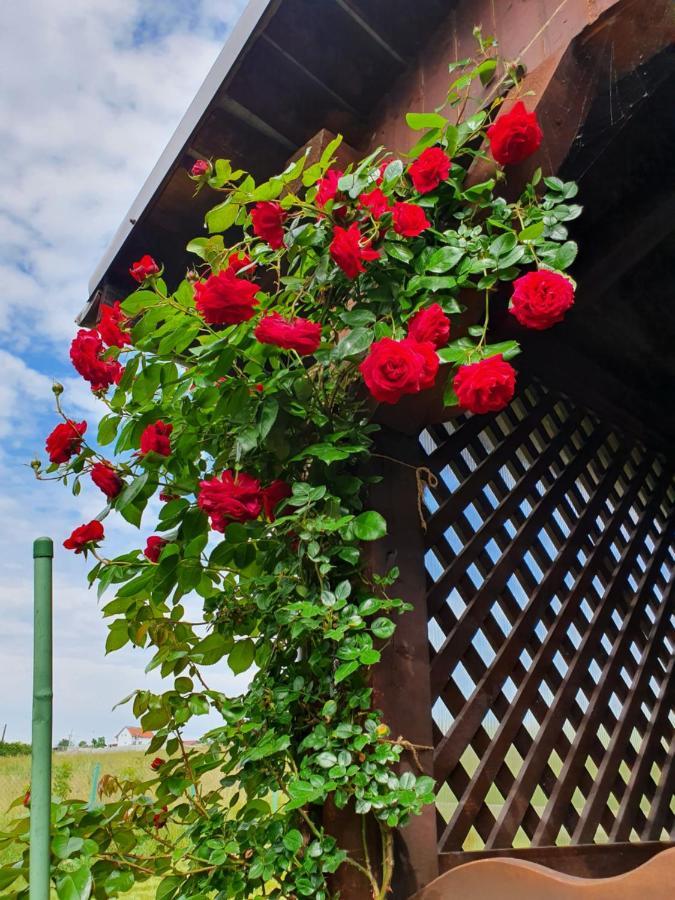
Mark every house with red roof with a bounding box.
[113,726,155,748]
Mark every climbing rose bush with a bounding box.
[4,42,582,900]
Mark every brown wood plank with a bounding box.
[437,840,675,879]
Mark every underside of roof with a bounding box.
[82,0,675,449]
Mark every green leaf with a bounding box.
[121,290,158,316]
[97,414,120,446]
[518,221,545,242]
[489,232,517,258]
[352,511,387,541]
[406,112,448,131]
[115,472,149,513]
[283,829,304,854]
[334,661,359,683]
[426,246,464,273]
[372,617,396,639]
[285,780,323,810]
[551,242,578,270]
[205,200,239,233]
[228,639,255,674]
[384,241,413,264]
[316,751,338,769]
[477,58,497,86]
[334,327,373,359]
[52,835,84,860]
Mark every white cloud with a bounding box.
[0,0,248,744]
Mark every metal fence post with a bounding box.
[30,537,53,900]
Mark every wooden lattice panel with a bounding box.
[419,379,675,854]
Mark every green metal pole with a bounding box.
[30,537,53,900]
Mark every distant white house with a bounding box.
[113,726,154,748]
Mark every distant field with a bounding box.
[0,749,211,898]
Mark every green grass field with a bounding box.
[0,750,180,898]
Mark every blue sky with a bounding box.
[0,0,248,744]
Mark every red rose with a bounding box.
[153,805,168,829]
[139,421,173,456]
[150,757,165,771]
[159,492,178,502]
[407,303,450,349]
[316,169,342,207]
[70,329,124,392]
[144,536,168,563]
[194,270,259,326]
[91,462,123,499]
[330,224,380,279]
[129,254,160,283]
[190,159,210,177]
[359,337,436,404]
[251,201,286,249]
[97,301,131,348]
[64,520,104,553]
[453,354,516,414]
[45,420,87,464]
[509,269,574,329]
[487,100,543,166]
[262,480,292,521]
[403,339,439,390]
[198,470,262,532]
[392,202,430,237]
[358,188,391,220]
[254,313,322,356]
[226,252,254,276]
[408,147,451,194]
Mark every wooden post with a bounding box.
[326,428,438,899]
[367,430,439,899]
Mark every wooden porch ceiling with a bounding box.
[82,0,675,450]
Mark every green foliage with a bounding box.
[0,742,30,758]
[5,34,582,900]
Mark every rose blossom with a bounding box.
[407,304,450,349]
[225,251,254,276]
[70,329,124,392]
[144,536,168,563]
[262,480,292,521]
[139,421,173,456]
[487,101,543,166]
[150,757,165,771]
[408,147,451,194]
[359,337,438,404]
[453,354,516,414]
[392,202,430,237]
[358,188,391,220]
[316,168,342,207]
[190,159,210,177]
[91,462,123,499]
[329,224,380,279]
[194,270,259,326]
[509,269,574,329]
[45,420,87,464]
[97,301,131,348]
[63,520,104,553]
[254,313,322,356]
[198,470,263,532]
[251,201,286,249]
[129,254,160,282]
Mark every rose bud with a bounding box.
[150,757,165,771]
[190,159,211,177]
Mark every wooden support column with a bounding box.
[368,429,438,898]
[326,427,438,899]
